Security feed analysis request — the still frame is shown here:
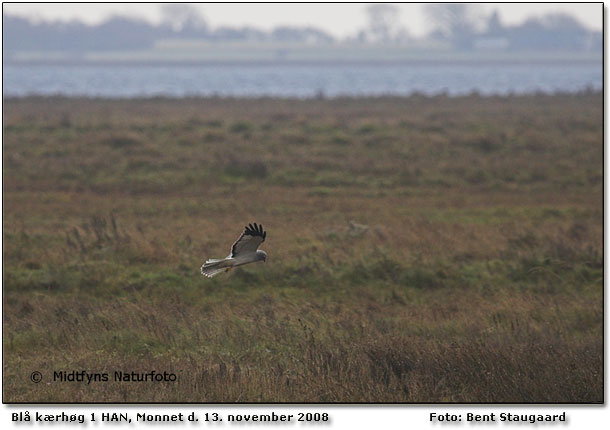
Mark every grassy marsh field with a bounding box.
[2,93,603,402]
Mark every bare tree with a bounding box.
[424,3,484,43]
[161,4,207,32]
[365,4,408,43]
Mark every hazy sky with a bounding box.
[2,3,602,38]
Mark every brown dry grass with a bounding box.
[2,93,603,402]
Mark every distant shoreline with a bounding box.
[4,49,602,67]
[3,90,602,102]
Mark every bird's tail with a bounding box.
[201,258,232,278]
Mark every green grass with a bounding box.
[2,93,603,402]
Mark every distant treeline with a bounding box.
[2,15,334,53]
[461,11,602,52]
[2,7,602,54]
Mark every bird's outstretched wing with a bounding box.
[230,223,266,257]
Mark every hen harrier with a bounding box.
[201,223,267,278]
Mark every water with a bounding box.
[3,62,602,98]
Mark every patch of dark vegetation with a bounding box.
[229,120,254,134]
[222,158,268,179]
[100,135,141,149]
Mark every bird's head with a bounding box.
[257,250,267,263]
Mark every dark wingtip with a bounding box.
[244,222,266,238]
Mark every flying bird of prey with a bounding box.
[201,223,267,278]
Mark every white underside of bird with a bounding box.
[201,223,267,278]
[200,254,257,277]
